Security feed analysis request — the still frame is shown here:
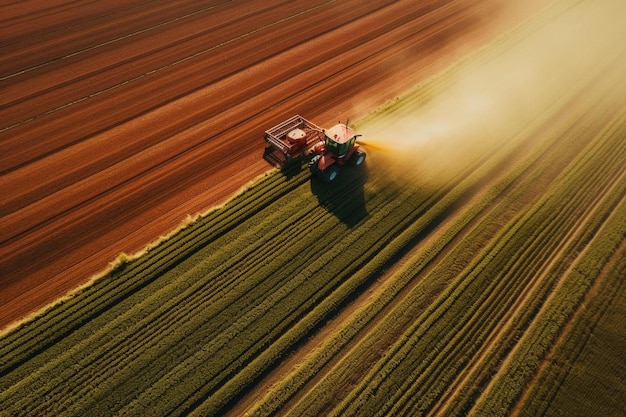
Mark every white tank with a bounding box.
[287,128,306,143]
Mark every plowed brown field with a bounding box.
[0,0,539,329]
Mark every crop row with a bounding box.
[338,88,626,417]
[471,114,626,415]
[430,72,626,416]
[214,109,543,417]
[126,146,499,416]
[445,103,623,417]
[270,54,619,414]
[0,139,480,416]
[239,68,579,415]
[516,232,626,416]
[0,70,536,415]
[239,35,626,416]
[0,165,304,373]
[402,103,623,412]
[0,168,336,410]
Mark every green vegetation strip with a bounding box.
[518,239,626,417]
[265,41,626,417]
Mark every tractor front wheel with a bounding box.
[322,164,340,183]
[349,149,366,166]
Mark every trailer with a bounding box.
[263,115,325,164]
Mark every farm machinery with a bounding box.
[263,115,366,183]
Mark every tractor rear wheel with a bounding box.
[322,164,339,183]
[349,149,366,166]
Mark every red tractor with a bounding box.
[263,115,366,183]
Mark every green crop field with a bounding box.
[1,0,625,416]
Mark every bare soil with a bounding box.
[0,0,542,330]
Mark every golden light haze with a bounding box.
[360,0,626,186]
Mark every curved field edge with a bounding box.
[0,0,549,358]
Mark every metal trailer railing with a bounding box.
[264,115,324,159]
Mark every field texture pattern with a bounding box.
[1,0,625,416]
[2,0,502,327]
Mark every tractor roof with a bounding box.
[325,124,356,144]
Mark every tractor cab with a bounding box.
[324,123,359,158]
[308,122,365,183]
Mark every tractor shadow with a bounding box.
[310,164,369,228]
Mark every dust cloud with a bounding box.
[358,0,626,187]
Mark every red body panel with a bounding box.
[315,144,360,171]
